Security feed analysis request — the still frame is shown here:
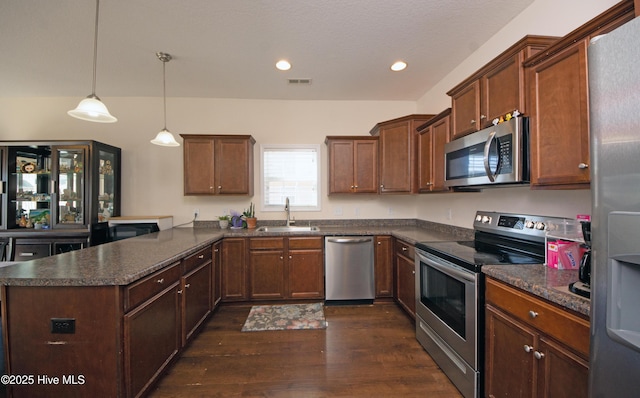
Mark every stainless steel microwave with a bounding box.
[444,116,529,188]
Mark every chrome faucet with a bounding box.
[285,197,293,226]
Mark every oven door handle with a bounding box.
[483,130,500,182]
[417,251,475,282]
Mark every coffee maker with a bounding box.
[570,221,591,298]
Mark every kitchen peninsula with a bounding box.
[0,222,589,397]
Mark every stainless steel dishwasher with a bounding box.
[324,236,375,303]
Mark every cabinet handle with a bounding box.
[529,310,538,318]
[177,290,183,294]
[480,114,487,120]
[217,186,222,189]
[280,256,284,260]
[426,182,433,186]
[289,255,292,259]
[402,247,407,251]
[534,351,545,360]
[578,163,589,169]
[380,184,384,188]
[412,270,415,275]
[470,119,476,124]
[198,254,204,259]
[377,241,381,245]
[185,283,190,289]
[523,345,534,353]
[214,249,219,252]
[157,278,164,284]
[354,185,358,188]
[209,186,214,190]
[350,185,355,189]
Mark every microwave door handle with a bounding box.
[483,130,499,182]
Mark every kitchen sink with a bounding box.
[256,226,320,233]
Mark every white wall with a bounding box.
[0,0,620,228]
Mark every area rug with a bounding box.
[241,303,328,332]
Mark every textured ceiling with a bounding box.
[0,0,534,101]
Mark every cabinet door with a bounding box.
[212,240,222,308]
[353,140,378,193]
[417,128,434,192]
[536,336,588,398]
[0,146,6,230]
[395,248,416,318]
[288,248,324,299]
[249,249,286,299]
[182,262,212,345]
[53,145,89,228]
[125,282,181,398]
[528,40,590,188]
[485,305,536,398]
[451,80,481,139]
[96,146,120,223]
[482,53,524,128]
[431,116,450,192]
[222,238,247,301]
[327,140,355,194]
[183,137,215,195]
[378,122,413,193]
[215,137,254,195]
[374,236,393,297]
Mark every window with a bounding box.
[261,144,321,211]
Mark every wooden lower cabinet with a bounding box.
[374,235,393,297]
[221,237,248,301]
[182,261,212,345]
[212,240,223,308]
[394,239,416,318]
[485,277,589,398]
[248,236,324,300]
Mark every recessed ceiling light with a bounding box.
[390,61,407,72]
[276,60,291,71]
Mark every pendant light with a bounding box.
[68,0,117,123]
[150,52,180,147]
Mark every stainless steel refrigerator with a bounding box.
[589,15,640,398]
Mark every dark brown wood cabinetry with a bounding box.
[180,134,255,196]
[485,277,589,398]
[394,238,415,318]
[212,239,223,308]
[374,235,393,298]
[221,237,248,301]
[448,36,557,140]
[417,109,451,193]
[181,246,213,345]
[248,236,324,300]
[325,136,378,194]
[370,114,434,194]
[524,1,635,189]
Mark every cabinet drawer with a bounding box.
[183,246,212,274]
[249,237,284,250]
[486,277,589,357]
[394,239,415,260]
[288,236,323,250]
[125,262,182,312]
[13,243,51,261]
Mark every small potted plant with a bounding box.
[243,202,257,229]
[218,215,230,229]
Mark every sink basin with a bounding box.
[256,226,320,233]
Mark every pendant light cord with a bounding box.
[91,0,100,96]
[163,58,167,130]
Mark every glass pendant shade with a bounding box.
[68,94,117,123]
[151,128,180,147]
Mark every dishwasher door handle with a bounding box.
[326,237,373,244]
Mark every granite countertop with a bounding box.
[483,264,591,317]
[0,222,464,287]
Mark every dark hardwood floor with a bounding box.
[149,303,463,397]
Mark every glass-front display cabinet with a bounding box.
[0,140,121,254]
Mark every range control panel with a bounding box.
[473,211,573,241]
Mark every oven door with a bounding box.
[415,248,479,369]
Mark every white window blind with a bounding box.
[261,145,321,211]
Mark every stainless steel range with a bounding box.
[414,211,571,398]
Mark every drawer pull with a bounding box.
[578,163,589,169]
[402,247,407,251]
[534,351,545,360]
[528,310,538,319]
[523,345,534,353]
[177,290,183,295]
[184,283,191,289]
[198,254,204,259]
[20,252,36,257]
[157,278,164,284]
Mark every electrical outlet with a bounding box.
[333,207,343,216]
[388,207,394,215]
[51,318,75,334]
[447,208,452,220]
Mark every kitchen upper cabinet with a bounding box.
[394,238,416,318]
[221,237,248,301]
[181,134,255,196]
[325,136,378,194]
[374,235,393,298]
[448,36,557,140]
[369,114,433,194]
[523,1,634,189]
[485,277,589,398]
[417,109,451,193]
